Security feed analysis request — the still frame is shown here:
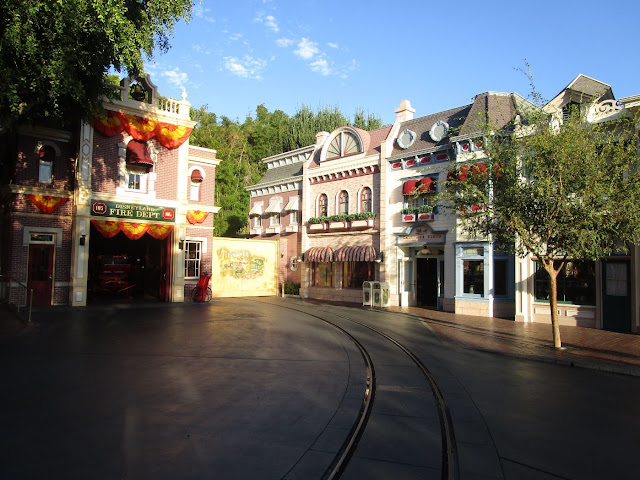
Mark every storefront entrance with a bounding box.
[28,244,54,306]
[602,260,631,333]
[416,257,439,309]
[88,223,171,302]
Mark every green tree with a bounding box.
[444,94,640,348]
[0,0,192,133]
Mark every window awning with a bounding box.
[334,245,376,262]
[284,196,299,211]
[304,246,334,262]
[249,203,263,217]
[191,169,203,182]
[402,179,419,195]
[264,197,282,214]
[418,176,435,192]
[126,140,153,167]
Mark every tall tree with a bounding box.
[0,0,192,133]
[444,93,640,348]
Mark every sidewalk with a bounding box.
[389,306,640,376]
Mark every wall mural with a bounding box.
[217,248,266,279]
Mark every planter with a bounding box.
[285,224,299,233]
[417,212,434,221]
[308,223,327,232]
[328,220,348,230]
[350,218,374,229]
[401,213,417,223]
[265,226,281,234]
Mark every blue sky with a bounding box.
[144,0,640,126]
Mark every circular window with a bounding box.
[397,128,416,149]
[429,120,450,142]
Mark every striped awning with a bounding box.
[305,247,334,263]
[334,245,376,262]
[284,196,299,211]
[249,203,262,217]
[402,179,419,195]
[264,197,282,214]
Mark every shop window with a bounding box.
[342,261,373,289]
[38,145,55,184]
[339,191,349,215]
[312,262,334,287]
[318,194,328,217]
[360,187,372,212]
[184,241,202,278]
[534,260,595,305]
[463,260,484,295]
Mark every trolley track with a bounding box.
[251,298,459,480]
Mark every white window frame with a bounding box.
[126,164,148,193]
[184,240,202,279]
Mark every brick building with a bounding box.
[2,76,219,306]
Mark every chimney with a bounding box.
[395,100,415,123]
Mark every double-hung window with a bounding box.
[184,241,202,278]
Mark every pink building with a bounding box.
[2,76,219,307]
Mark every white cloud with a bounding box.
[194,4,215,23]
[254,13,279,33]
[294,38,319,60]
[162,68,188,88]
[310,57,332,76]
[229,33,243,41]
[276,38,294,47]
[223,56,267,80]
[327,42,339,49]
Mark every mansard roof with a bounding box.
[252,161,304,188]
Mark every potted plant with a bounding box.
[417,204,435,221]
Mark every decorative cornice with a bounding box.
[308,165,379,185]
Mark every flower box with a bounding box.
[285,224,299,233]
[402,213,417,223]
[328,220,348,230]
[249,227,262,236]
[350,218,374,229]
[266,226,281,234]
[308,223,327,232]
[417,212,435,221]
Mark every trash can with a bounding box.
[372,281,382,307]
[379,282,390,307]
[362,281,373,306]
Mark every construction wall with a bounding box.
[210,237,278,298]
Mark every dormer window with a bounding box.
[38,145,55,184]
[327,131,362,160]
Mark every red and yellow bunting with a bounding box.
[28,194,69,214]
[147,223,174,240]
[91,220,122,238]
[92,111,127,137]
[156,122,193,149]
[186,210,209,224]
[120,222,149,240]
[92,110,192,149]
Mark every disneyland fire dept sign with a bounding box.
[91,200,175,222]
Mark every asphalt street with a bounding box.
[1,297,639,479]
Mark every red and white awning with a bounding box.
[126,139,153,167]
[304,247,334,262]
[334,245,376,262]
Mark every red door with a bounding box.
[159,236,171,301]
[28,244,54,306]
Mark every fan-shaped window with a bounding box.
[339,191,349,215]
[327,131,362,160]
[318,194,328,217]
[360,187,372,212]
